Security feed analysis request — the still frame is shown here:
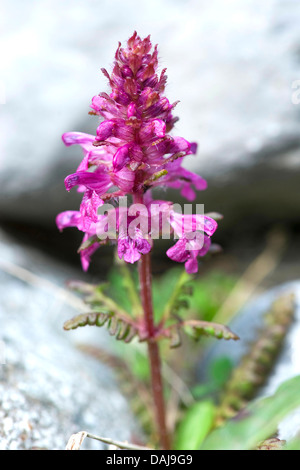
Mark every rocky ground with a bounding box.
[0,231,140,450]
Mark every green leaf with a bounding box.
[106,269,135,315]
[174,401,216,450]
[152,268,192,323]
[63,311,138,344]
[106,266,144,316]
[191,383,216,400]
[63,312,111,330]
[190,358,233,401]
[129,348,150,382]
[200,375,300,450]
[160,320,238,349]
[210,357,234,387]
[188,272,236,322]
[183,320,239,341]
[284,439,300,450]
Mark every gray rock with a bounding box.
[1,0,300,228]
[0,231,139,450]
[198,281,300,442]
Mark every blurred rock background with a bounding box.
[1,0,300,449]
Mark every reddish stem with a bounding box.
[134,194,170,450]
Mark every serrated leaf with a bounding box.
[183,320,239,341]
[96,312,109,327]
[107,316,120,336]
[63,312,112,330]
[115,321,131,341]
[63,311,140,344]
[123,326,138,343]
[160,320,238,349]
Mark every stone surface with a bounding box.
[1,0,300,228]
[198,280,300,442]
[0,230,139,450]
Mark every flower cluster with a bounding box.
[57,32,218,273]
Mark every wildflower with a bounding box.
[57,32,218,273]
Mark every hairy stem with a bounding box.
[134,194,170,450]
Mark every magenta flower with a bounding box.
[57,32,218,273]
[166,237,212,274]
[118,228,152,264]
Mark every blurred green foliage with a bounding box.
[191,357,233,400]
[200,376,300,450]
[174,400,216,450]
[109,266,236,383]
[83,264,296,450]
[108,266,236,322]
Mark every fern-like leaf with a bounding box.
[183,320,240,341]
[63,311,139,343]
[161,320,239,348]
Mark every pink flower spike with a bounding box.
[57,32,220,271]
